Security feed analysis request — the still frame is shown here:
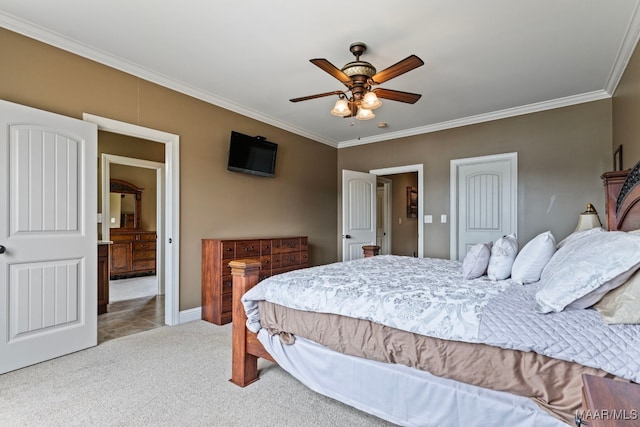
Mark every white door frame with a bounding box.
[83,114,181,326]
[102,154,165,294]
[369,164,424,258]
[376,177,392,255]
[449,152,518,260]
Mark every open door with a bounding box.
[0,100,97,374]
[342,170,377,261]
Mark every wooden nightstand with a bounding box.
[577,374,640,426]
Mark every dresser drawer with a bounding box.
[133,241,156,251]
[270,253,282,269]
[236,240,260,257]
[281,238,300,253]
[221,241,235,259]
[133,249,156,260]
[221,293,233,314]
[282,252,300,267]
[133,259,155,271]
[300,250,309,264]
[138,232,156,241]
[109,233,132,242]
[260,255,272,273]
[221,275,233,295]
[260,240,273,255]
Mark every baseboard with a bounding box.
[179,306,202,324]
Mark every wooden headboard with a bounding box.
[603,160,640,231]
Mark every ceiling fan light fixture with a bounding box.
[362,91,382,110]
[356,107,375,120]
[330,98,351,116]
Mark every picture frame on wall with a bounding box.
[407,186,418,219]
[614,144,623,171]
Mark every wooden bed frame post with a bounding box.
[229,259,261,387]
[229,259,273,387]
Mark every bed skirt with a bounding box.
[258,329,566,427]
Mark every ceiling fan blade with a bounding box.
[373,88,422,104]
[370,55,424,84]
[310,58,352,84]
[290,90,345,103]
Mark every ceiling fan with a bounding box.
[290,42,424,120]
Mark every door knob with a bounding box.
[344,235,352,239]
[0,245,6,254]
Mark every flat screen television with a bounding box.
[227,131,278,177]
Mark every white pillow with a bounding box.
[462,242,492,279]
[487,234,518,281]
[510,231,556,285]
[535,231,640,313]
[556,227,604,249]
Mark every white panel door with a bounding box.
[0,99,97,374]
[342,170,376,261]
[450,153,517,260]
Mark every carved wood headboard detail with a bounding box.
[604,161,640,232]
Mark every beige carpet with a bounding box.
[0,321,394,427]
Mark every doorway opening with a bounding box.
[84,113,181,327]
[99,153,165,343]
[376,172,419,257]
[370,164,424,258]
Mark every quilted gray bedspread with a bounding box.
[242,255,640,382]
[479,281,640,382]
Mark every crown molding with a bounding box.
[337,90,611,149]
[0,12,339,148]
[604,0,640,95]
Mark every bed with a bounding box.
[228,164,640,427]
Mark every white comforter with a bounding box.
[242,255,640,382]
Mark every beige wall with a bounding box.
[613,35,640,169]
[0,28,338,310]
[339,100,613,259]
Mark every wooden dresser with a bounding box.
[109,229,157,280]
[202,236,309,325]
[577,374,640,426]
[97,242,111,314]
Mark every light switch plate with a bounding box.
[424,215,433,223]
[441,214,447,223]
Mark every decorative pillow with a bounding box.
[535,231,640,313]
[556,227,604,249]
[510,231,556,285]
[462,242,492,279]
[487,234,518,281]
[594,269,640,324]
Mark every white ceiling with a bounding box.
[1,1,639,148]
